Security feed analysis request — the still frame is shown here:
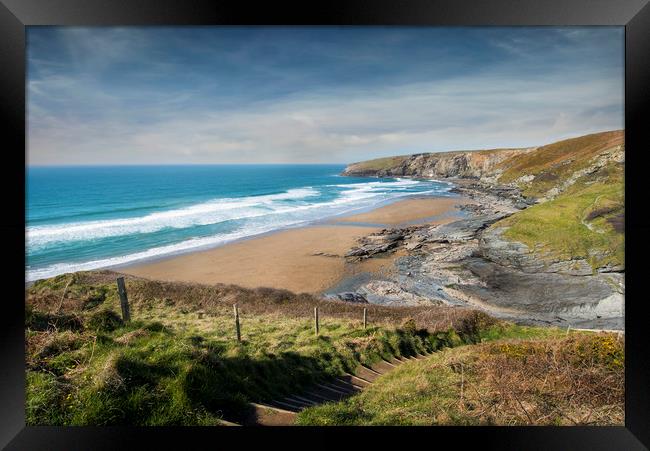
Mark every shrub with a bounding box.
[87,310,124,332]
[82,288,107,310]
[26,310,84,332]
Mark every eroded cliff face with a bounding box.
[336,131,625,328]
[341,148,534,179]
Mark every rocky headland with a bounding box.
[328,130,625,330]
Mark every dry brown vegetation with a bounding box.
[460,334,624,425]
[298,332,624,426]
[28,270,494,335]
[26,270,502,426]
[26,271,623,426]
[497,129,624,192]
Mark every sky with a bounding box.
[27,26,624,165]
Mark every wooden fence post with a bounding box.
[116,277,131,322]
[363,308,367,329]
[234,304,241,342]
[314,306,319,336]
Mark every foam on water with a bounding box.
[26,219,304,282]
[27,187,320,248]
[26,168,453,281]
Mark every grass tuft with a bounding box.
[297,331,624,426]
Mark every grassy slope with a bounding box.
[496,130,623,198]
[297,329,624,426]
[346,155,410,172]
[26,271,496,425]
[494,130,624,270]
[30,270,618,427]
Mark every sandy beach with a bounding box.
[122,196,467,293]
[335,196,465,225]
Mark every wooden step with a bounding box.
[251,402,297,416]
[315,382,349,396]
[302,386,347,402]
[370,360,394,374]
[389,356,404,366]
[254,351,420,425]
[283,396,315,408]
[326,379,362,393]
[354,365,380,382]
[291,394,321,406]
[338,374,370,388]
[361,364,382,375]
[296,390,335,404]
[217,419,241,426]
[270,399,304,412]
[247,403,297,426]
[332,378,365,391]
[342,373,372,386]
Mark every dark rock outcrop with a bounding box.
[330,181,624,330]
[325,292,368,303]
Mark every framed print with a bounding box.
[2,0,649,449]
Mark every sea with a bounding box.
[26,165,455,282]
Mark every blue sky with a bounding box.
[27,27,624,165]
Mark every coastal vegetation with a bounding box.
[499,172,624,270]
[25,271,495,425]
[496,131,624,271]
[296,331,624,426]
[25,271,623,426]
[496,130,624,198]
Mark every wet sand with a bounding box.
[122,196,466,293]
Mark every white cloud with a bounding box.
[27,28,624,165]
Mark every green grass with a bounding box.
[296,330,624,426]
[26,312,440,425]
[25,272,498,425]
[497,164,624,270]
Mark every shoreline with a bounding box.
[121,195,469,294]
[25,190,461,284]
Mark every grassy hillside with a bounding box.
[496,130,623,198]
[26,271,498,425]
[297,330,624,426]
[494,130,624,271]
[25,270,625,426]
[345,155,410,172]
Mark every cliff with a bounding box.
[343,130,624,200]
[342,129,625,273]
[341,147,534,179]
[334,130,625,329]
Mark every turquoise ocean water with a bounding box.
[26,165,454,281]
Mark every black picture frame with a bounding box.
[2,0,649,449]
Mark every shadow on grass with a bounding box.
[182,343,330,424]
